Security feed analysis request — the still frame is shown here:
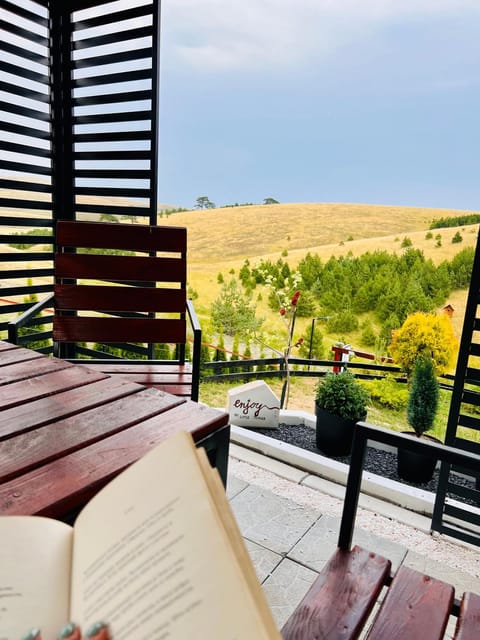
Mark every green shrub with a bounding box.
[430,214,480,229]
[363,378,408,411]
[407,357,439,436]
[315,371,369,421]
[9,228,52,249]
[154,343,171,359]
[327,310,359,333]
[452,231,463,244]
[360,321,376,347]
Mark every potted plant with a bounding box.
[397,356,440,483]
[315,370,369,456]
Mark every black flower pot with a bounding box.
[315,403,366,457]
[397,433,440,484]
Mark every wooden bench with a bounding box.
[282,423,480,640]
[283,550,480,639]
[9,220,202,401]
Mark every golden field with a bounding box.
[2,201,477,342]
[171,202,477,412]
[155,203,479,340]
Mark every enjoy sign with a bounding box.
[228,381,280,428]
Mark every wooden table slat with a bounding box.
[0,342,20,353]
[0,346,45,365]
[366,565,454,640]
[86,363,192,375]
[0,365,109,410]
[0,376,143,440]
[0,388,185,483]
[0,356,73,386]
[0,401,229,517]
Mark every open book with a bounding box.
[0,432,281,640]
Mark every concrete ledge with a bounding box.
[231,421,437,517]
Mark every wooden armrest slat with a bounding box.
[454,592,480,640]
[281,545,391,640]
[366,565,454,640]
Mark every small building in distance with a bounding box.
[443,303,455,318]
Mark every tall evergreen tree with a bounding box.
[407,357,439,437]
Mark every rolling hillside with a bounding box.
[1,200,477,342]
[159,202,480,262]
[155,203,479,331]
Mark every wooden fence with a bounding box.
[202,356,455,390]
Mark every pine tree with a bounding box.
[407,356,439,437]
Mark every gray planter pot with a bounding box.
[397,432,440,484]
[315,402,366,457]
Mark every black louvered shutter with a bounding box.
[0,0,160,339]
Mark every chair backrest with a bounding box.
[53,220,187,349]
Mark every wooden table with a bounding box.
[0,341,230,520]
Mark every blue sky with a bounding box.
[159,0,480,210]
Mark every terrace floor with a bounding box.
[227,441,480,637]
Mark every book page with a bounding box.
[195,449,281,639]
[0,516,72,640]
[70,431,279,639]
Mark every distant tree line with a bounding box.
[8,228,52,249]
[430,214,480,229]
[194,196,280,209]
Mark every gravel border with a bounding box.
[254,423,478,504]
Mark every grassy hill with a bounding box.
[172,202,477,413]
[159,202,479,262]
[156,203,479,339]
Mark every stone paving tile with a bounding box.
[243,539,283,583]
[403,550,480,594]
[444,615,458,640]
[230,484,320,554]
[261,557,319,629]
[288,513,407,573]
[226,474,248,500]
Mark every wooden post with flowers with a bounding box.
[255,271,304,409]
[279,289,303,409]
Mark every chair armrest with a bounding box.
[186,298,202,402]
[186,298,201,334]
[338,422,480,550]
[7,293,54,344]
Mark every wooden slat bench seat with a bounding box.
[282,550,468,640]
[282,422,480,640]
[365,565,454,640]
[85,362,193,396]
[281,546,391,640]
[454,592,480,640]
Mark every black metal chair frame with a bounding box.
[339,422,480,551]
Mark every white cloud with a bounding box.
[161,0,480,73]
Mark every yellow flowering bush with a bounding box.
[389,312,458,376]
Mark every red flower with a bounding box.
[291,290,301,306]
[279,307,286,316]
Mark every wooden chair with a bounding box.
[9,220,202,401]
[282,423,480,640]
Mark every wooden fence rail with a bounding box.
[201,357,456,391]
